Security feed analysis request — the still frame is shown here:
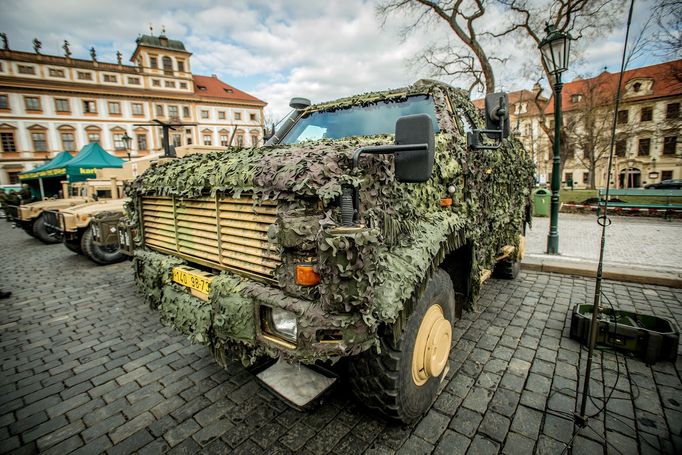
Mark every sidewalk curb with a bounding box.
[521,256,682,288]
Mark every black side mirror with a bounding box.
[394,114,435,183]
[484,92,510,138]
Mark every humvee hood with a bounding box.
[132,136,394,203]
[24,197,90,210]
[61,199,126,217]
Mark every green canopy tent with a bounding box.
[19,144,124,198]
[19,151,75,199]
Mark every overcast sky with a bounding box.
[0,0,668,119]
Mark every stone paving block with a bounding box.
[490,388,521,418]
[414,410,449,444]
[502,431,535,454]
[479,410,510,443]
[461,386,494,415]
[449,407,483,437]
[433,429,470,455]
[395,435,433,455]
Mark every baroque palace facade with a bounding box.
[479,59,681,189]
[0,33,266,184]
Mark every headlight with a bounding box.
[263,307,298,343]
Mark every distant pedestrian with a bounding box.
[19,184,33,203]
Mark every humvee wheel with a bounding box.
[348,269,455,424]
[81,227,125,265]
[64,239,82,254]
[32,214,60,244]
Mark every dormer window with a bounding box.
[571,94,583,103]
[633,82,641,92]
[197,85,207,91]
[224,88,233,94]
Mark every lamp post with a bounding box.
[539,24,571,255]
[122,133,132,161]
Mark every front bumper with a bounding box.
[134,249,375,365]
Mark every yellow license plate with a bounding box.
[172,267,213,295]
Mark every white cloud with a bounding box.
[0,0,670,119]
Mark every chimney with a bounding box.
[211,74,217,78]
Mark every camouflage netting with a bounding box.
[128,80,535,365]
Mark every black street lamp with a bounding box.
[122,133,132,161]
[539,24,571,255]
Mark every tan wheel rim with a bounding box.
[518,234,526,261]
[412,304,452,386]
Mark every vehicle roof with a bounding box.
[305,79,465,114]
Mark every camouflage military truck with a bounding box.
[128,80,534,422]
[15,182,92,244]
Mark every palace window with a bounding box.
[55,98,70,112]
[661,170,673,181]
[615,139,626,157]
[186,129,193,145]
[203,134,212,146]
[103,74,117,83]
[201,110,209,119]
[164,80,176,88]
[617,110,628,124]
[87,132,100,144]
[667,103,680,119]
[236,134,244,147]
[152,79,160,87]
[31,132,48,151]
[640,106,653,122]
[250,113,257,121]
[168,105,179,118]
[18,65,35,75]
[24,96,41,111]
[77,71,92,80]
[0,94,9,110]
[137,134,148,151]
[132,103,144,115]
[83,100,97,114]
[582,172,589,184]
[128,77,141,85]
[156,105,164,116]
[177,60,185,72]
[218,111,226,120]
[150,56,158,68]
[663,136,677,155]
[1,132,16,152]
[162,57,173,75]
[182,106,190,118]
[113,133,126,150]
[220,134,228,146]
[172,134,182,147]
[49,68,65,78]
[61,132,76,151]
[108,102,121,115]
[234,112,242,121]
[638,138,650,156]
[179,82,188,89]
[251,134,259,146]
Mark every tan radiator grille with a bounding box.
[141,196,280,280]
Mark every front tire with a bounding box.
[81,226,125,265]
[64,238,82,254]
[348,269,455,424]
[32,215,60,244]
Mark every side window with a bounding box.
[457,110,474,134]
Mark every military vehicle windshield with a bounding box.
[281,95,439,144]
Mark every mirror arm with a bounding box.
[351,143,429,169]
[467,129,503,150]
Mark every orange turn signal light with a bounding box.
[440,197,453,207]
[295,264,321,286]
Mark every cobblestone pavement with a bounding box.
[1,222,681,455]
[526,214,682,272]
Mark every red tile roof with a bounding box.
[192,75,266,106]
[473,89,548,116]
[545,59,682,114]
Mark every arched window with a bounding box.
[162,56,173,75]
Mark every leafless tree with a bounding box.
[561,75,616,188]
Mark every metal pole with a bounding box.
[547,75,563,254]
[38,177,45,200]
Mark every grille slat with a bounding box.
[142,195,281,281]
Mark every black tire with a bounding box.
[64,238,82,254]
[493,259,520,279]
[81,227,125,265]
[32,215,60,244]
[348,269,455,424]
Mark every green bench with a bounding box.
[597,188,682,220]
